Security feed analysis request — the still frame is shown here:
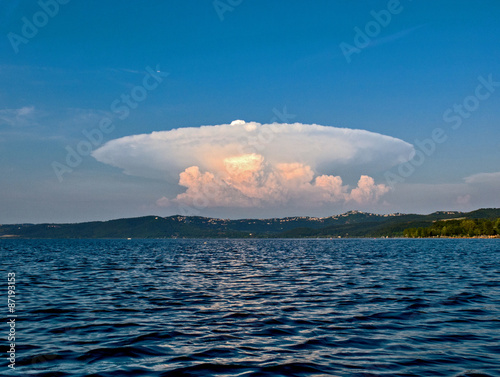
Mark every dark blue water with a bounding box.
[1,239,499,376]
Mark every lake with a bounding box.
[1,239,499,376]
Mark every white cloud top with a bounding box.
[464,172,500,184]
[92,120,414,209]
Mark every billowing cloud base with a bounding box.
[157,154,390,208]
[92,120,414,210]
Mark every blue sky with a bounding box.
[1,0,499,223]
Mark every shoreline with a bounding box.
[1,235,499,240]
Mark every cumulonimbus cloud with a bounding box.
[92,120,414,208]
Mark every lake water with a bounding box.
[1,239,499,376]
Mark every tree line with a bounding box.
[404,218,500,238]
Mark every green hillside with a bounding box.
[1,209,499,239]
[404,217,500,238]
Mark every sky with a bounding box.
[0,0,499,223]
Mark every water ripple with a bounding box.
[1,238,499,376]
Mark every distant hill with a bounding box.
[404,217,500,238]
[1,209,499,239]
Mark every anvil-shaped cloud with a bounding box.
[92,120,414,208]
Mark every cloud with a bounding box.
[0,106,36,127]
[92,120,414,209]
[464,172,500,184]
[456,194,471,206]
[156,159,390,208]
[156,154,390,208]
